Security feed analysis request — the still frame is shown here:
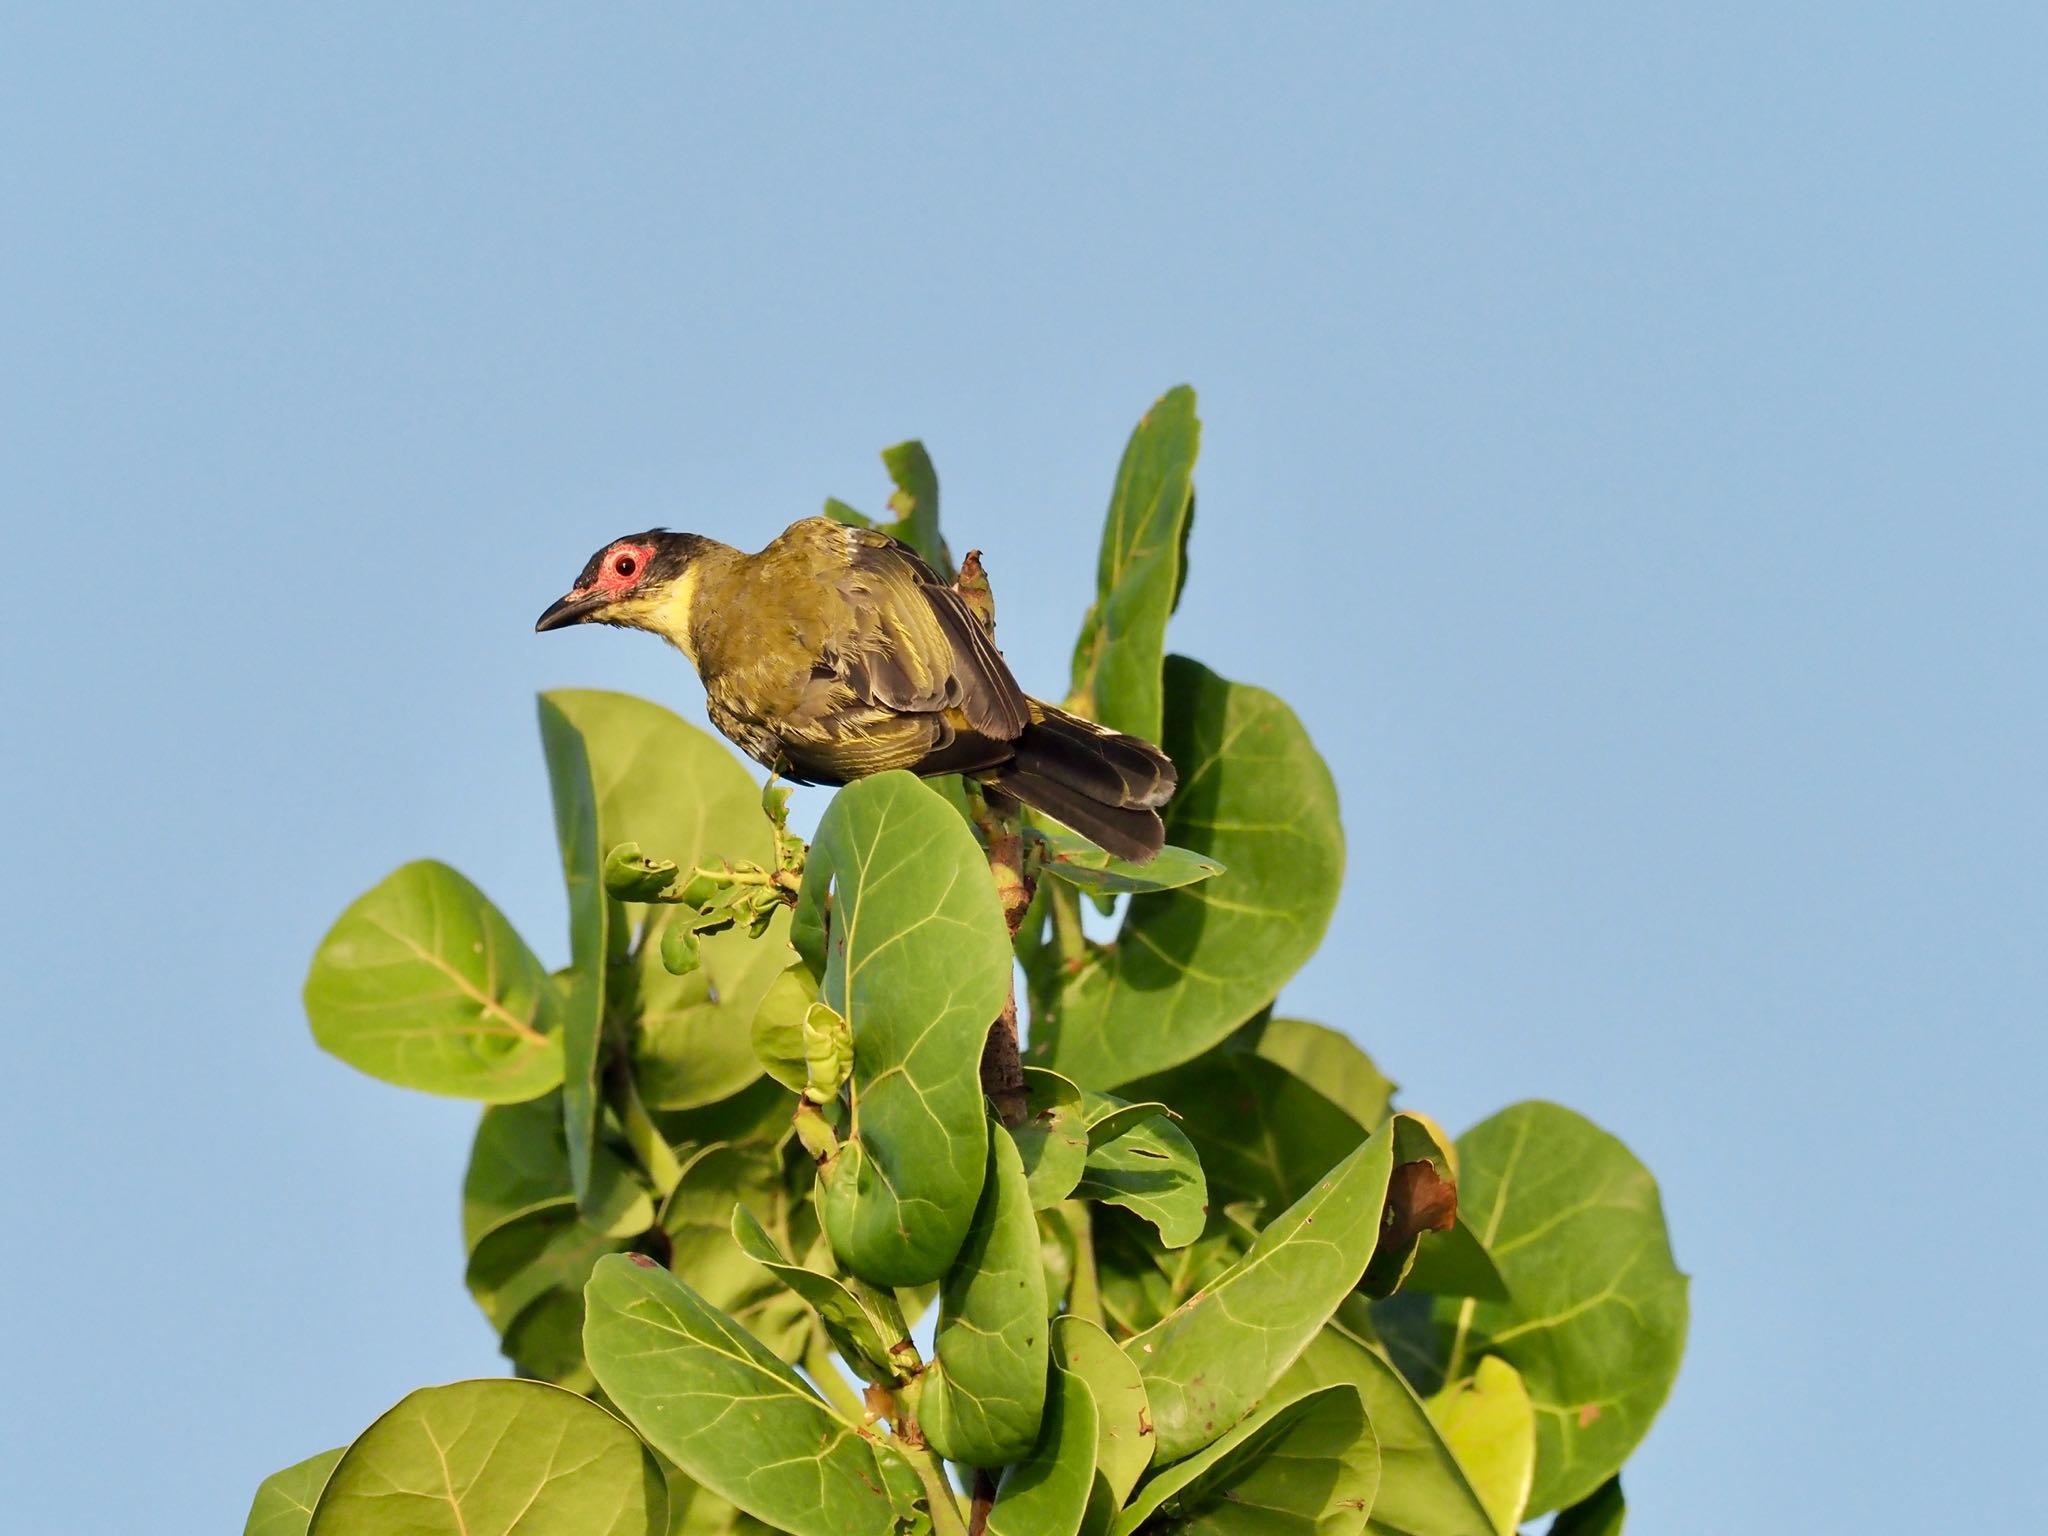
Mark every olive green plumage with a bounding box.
[536,516,1177,861]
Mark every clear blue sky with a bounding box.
[4,7,2041,1531]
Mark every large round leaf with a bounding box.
[307,1378,664,1535]
[794,772,1012,1285]
[305,860,562,1102]
[1401,1103,1688,1517]
[1040,658,1342,1089]
[244,1448,341,1536]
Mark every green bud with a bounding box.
[659,923,701,976]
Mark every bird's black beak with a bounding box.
[534,590,609,633]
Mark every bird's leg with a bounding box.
[966,782,1034,1126]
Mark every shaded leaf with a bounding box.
[463,1092,652,1251]
[465,1198,626,1387]
[1428,1356,1535,1536]
[1083,1098,1174,1150]
[1110,1386,1378,1536]
[915,1121,1050,1466]
[1126,1127,1394,1464]
[1401,1216,1512,1305]
[1012,1068,1090,1208]
[1074,1090,1208,1249]
[793,772,1011,1285]
[1391,1103,1687,1517]
[988,1349,1099,1536]
[1036,827,1224,896]
[1550,1477,1626,1536]
[1243,1016,1396,1132]
[307,1378,664,1536]
[243,1448,341,1536]
[584,1255,921,1536]
[304,860,562,1102]
[1040,659,1343,1089]
[1068,385,1200,743]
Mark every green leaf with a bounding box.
[1074,1090,1208,1249]
[987,1350,1099,1536]
[1363,1114,1463,1299]
[307,1378,665,1536]
[1275,1316,1496,1536]
[463,1093,653,1251]
[793,772,1012,1285]
[465,1198,626,1387]
[244,1448,341,1536]
[750,964,820,1094]
[1035,827,1224,896]
[1126,1126,1394,1464]
[541,690,784,1113]
[829,441,955,579]
[658,1141,811,1362]
[1041,658,1343,1089]
[1053,1316,1155,1512]
[1011,1068,1090,1208]
[731,1207,907,1385]
[1243,1016,1396,1132]
[1550,1476,1626,1536]
[880,439,953,579]
[1131,1051,1365,1218]
[915,1120,1051,1466]
[1400,1103,1688,1518]
[1109,1385,1378,1536]
[584,1254,921,1536]
[1068,385,1200,743]
[1082,1099,1174,1150]
[1428,1356,1535,1536]
[538,696,610,1215]
[304,860,563,1102]
[1401,1216,1512,1304]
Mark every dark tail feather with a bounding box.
[988,700,1178,862]
[994,769,1167,864]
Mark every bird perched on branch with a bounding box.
[536,516,1177,861]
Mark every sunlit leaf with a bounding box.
[305,860,562,1102]
[243,1448,340,1536]
[988,1348,1098,1536]
[1068,385,1200,743]
[540,690,784,1113]
[1074,1090,1207,1249]
[1012,1068,1090,1208]
[1040,659,1342,1089]
[1126,1127,1394,1464]
[584,1255,921,1536]
[1384,1103,1688,1517]
[1053,1315,1155,1516]
[731,1207,906,1385]
[915,1122,1050,1466]
[794,772,1011,1285]
[1035,827,1224,896]
[1428,1355,1535,1536]
[307,1378,664,1536]
[538,696,610,1214]
[1277,1314,1496,1536]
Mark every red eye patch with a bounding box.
[592,543,653,594]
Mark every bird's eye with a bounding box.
[614,554,638,578]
